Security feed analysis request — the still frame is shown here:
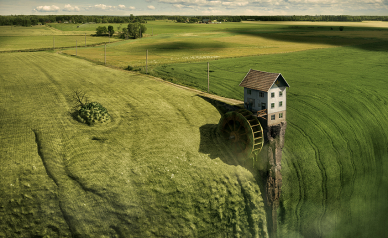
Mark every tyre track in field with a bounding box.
[297,98,345,222]
[282,141,304,235]
[287,118,326,238]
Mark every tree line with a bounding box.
[1,14,387,26]
[0,14,147,26]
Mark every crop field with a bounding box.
[1,20,388,237]
[60,21,388,69]
[0,51,268,237]
[0,25,122,52]
[153,41,388,237]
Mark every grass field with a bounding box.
[1,20,388,237]
[0,25,122,52]
[0,51,268,237]
[153,41,388,237]
[59,21,388,68]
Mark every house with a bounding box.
[239,69,290,126]
[202,19,210,24]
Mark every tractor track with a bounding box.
[287,119,326,237]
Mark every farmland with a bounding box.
[0,25,122,52]
[1,20,388,237]
[154,41,388,237]
[0,52,267,237]
[60,21,388,68]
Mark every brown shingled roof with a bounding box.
[239,69,283,92]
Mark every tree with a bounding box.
[127,22,147,39]
[108,25,115,36]
[96,26,108,36]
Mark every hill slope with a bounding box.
[0,52,268,237]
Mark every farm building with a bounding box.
[239,69,290,126]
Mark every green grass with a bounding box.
[0,51,268,237]
[153,41,388,237]
[59,21,388,69]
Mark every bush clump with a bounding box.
[77,102,111,125]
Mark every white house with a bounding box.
[239,69,290,126]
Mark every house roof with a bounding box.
[239,69,290,92]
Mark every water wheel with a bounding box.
[217,109,264,158]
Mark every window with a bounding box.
[279,91,283,97]
[279,113,283,119]
[271,92,275,98]
[247,89,251,95]
[279,101,283,107]
[261,103,266,109]
[271,115,275,120]
[271,103,275,109]
[259,92,264,97]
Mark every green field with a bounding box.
[60,21,388,68]
[0,25,122,52]
[1,20,388,237]
[153,41,388,237]
[0,52,268,237]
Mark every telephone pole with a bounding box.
[207,62,210,93]
[104,44,106,65]
[146,49,148,74]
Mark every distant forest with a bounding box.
[1,14,387,26]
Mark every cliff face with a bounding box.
[265,121,287,207]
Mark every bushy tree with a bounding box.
[108,25,115,36]
[127,22,147,39]
[96,26,108,36]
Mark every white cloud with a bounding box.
[63,4,80,12]
[148,5,156,9]
[222,1,249,6]
[34,5,60,12]
[129,6,136,9]
[118,4,126,9]
[94,4,118,10]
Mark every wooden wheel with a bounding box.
[217,109,264,159]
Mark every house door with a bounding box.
[261,103,266,110]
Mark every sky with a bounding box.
[0,0,387,16]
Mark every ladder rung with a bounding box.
[254,142,263,146]
[251,124,260,127]
[254,137,262,140]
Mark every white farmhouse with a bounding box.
[239,69,290,126]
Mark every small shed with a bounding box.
[239,69,290,126]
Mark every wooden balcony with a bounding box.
[257,109,267,120]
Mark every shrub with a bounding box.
[339,26,344,31]
[77,102,111,126]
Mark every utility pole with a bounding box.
[85,33,86,47]
[76,40,77,56]
[152,27,153,36]
[53,36,55,51]
[146,49,148,74]
[207,62,210,93]
[104,44,106,65]
[109,33,110,43]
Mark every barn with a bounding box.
[239,69,290,126]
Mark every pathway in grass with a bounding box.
[153,41,388,237]
[0,52,268,237]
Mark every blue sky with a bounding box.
[1,0,387,16]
